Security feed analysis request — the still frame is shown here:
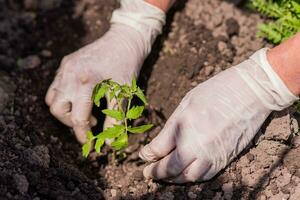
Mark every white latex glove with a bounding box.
[45,0,165,143]
[139,48,298,183]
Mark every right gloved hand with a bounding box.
[45,0,165,143]
[139,48,298,183]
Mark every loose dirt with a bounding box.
[1,0,299,199]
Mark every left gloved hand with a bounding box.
[45,0,165,143]
[139,48,298,183]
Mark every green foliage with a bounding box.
[128,125,154,134]
[250,0,300,43]
[126,106,144,119]
[82,78,153,158]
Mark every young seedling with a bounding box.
[82,78,153,158]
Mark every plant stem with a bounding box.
[124,98,132,134]
[112,150,116,164]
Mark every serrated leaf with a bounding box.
[102,109,125,121]
[103,80,121,102]
[97,125,125,139]
[128,124,153,134]
[82,142,91,158]
[108,80,119,87]
[93,83,109,107]
[113,84,121,98]
[136,87,147,105]
[126,106,144,120]
[108,90,115,102]
[95,138,105,153]
[111,133,128,150]
[122,84,131,94]
[131,78,137,92]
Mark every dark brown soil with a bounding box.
[1,0,300,199]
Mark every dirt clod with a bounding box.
[41,50,52,58]
[13,174,29,194]
[18,55,41,70]
[24,0,38,10]
[226,18,240,36]
[284,148,300,174]
[23,145,50,168]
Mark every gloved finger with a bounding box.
[71,92,94,144]
[90,115,97,127]
[49,94,72,127]
[143,147,196,180]
[165,158,212,184]
[45,71,62,106]
[73,122,91,144]
[103,97,120,129]
[45,82,57,106]
[139,117,178,162]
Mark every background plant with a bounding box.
[82,78,153,158]
[249,0,300,44]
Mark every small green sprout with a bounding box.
[82,78,153,158]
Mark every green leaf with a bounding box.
[82,131,95,157]
[102,109,125,121]
[136,87,147,105]
[108,80,119,87]
[128,124,153,134]
[111,133,128,150]
[131,78,137,92]
[98,125,125,139]
[113,84,121,97]
[106,83,121,102]
[95,138,105,153]
[108,90,115,102]
[82,142,91,158]
[291,1,300,14]
[93,83,109,107]
[122,84,131,95]
[87,131,95,140]
[126,106,144,120]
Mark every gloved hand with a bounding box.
[139,48,298,183]
[45,0,165,143]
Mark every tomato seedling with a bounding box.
[82,78,153,158]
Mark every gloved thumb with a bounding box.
[139,116,178,162]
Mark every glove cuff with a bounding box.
[110,0,166,56]
[236,48,298,111]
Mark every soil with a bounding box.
[0,0,300,199]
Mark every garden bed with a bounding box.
[0,0,300,199]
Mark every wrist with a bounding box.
[240,48,298,111]
[267,33,300,96]
[145,0,175,12]
[110,0,166,56]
